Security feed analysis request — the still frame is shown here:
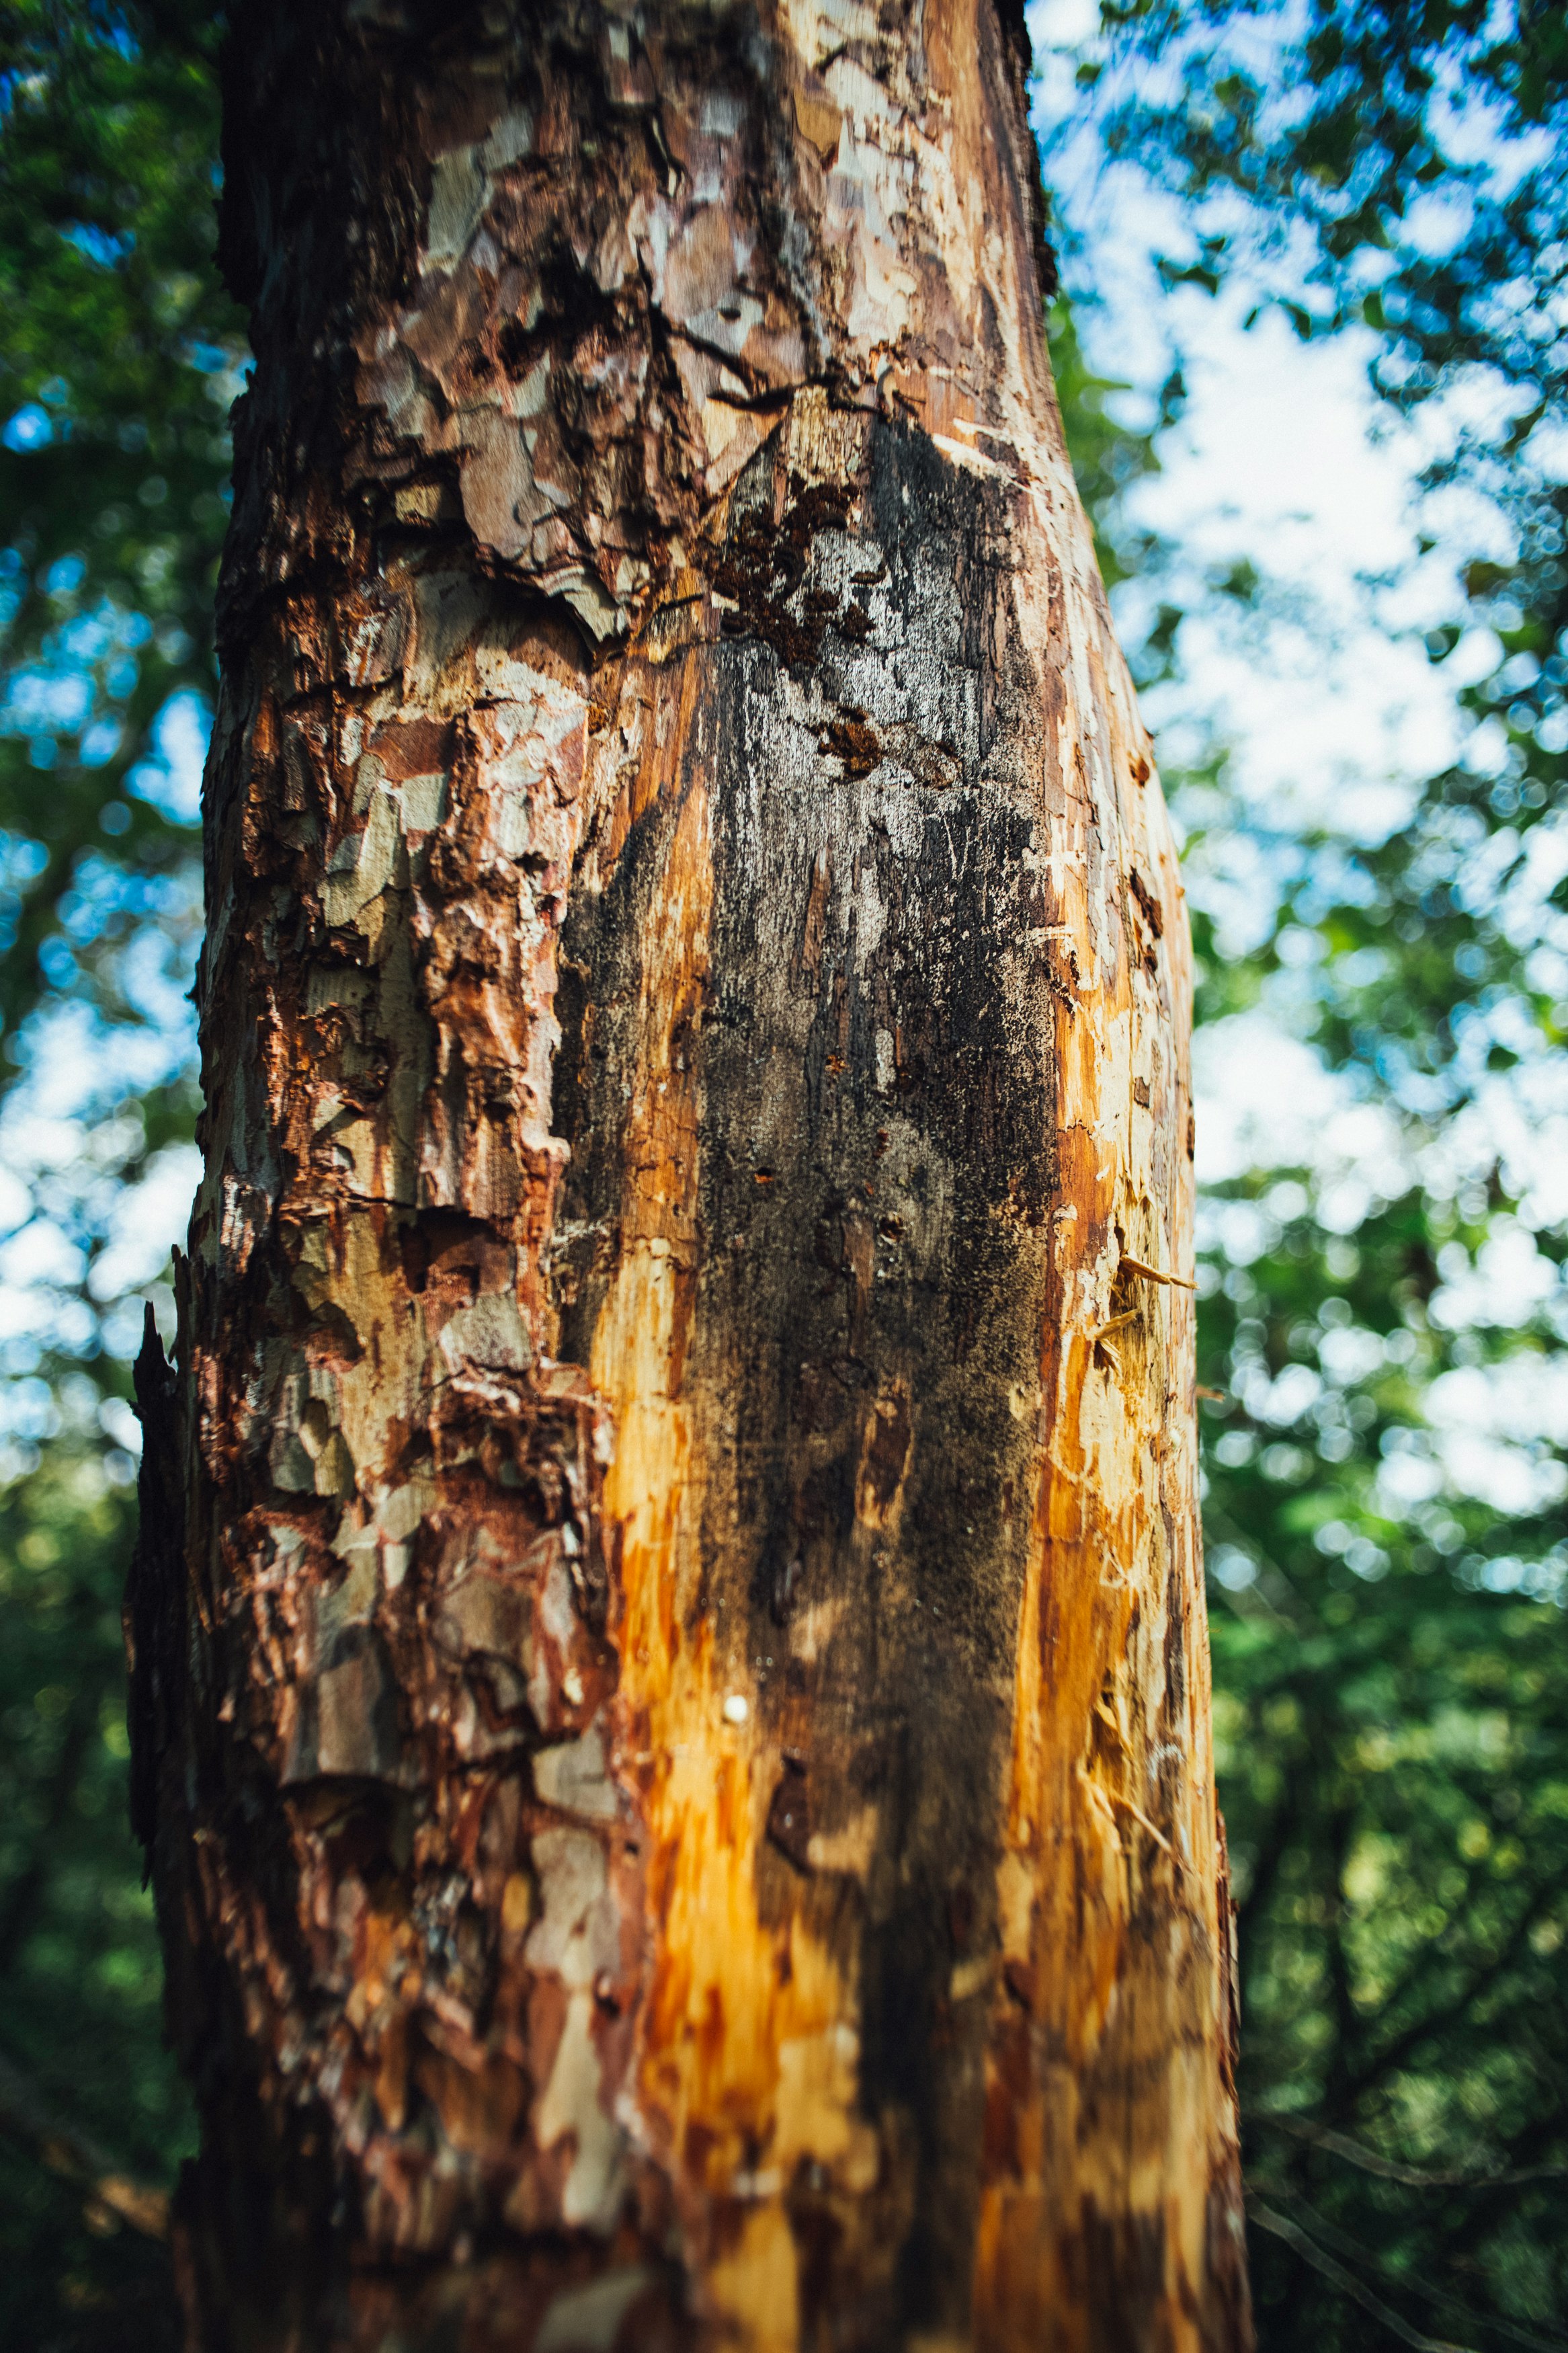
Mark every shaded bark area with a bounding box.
[129,2,1249,2346]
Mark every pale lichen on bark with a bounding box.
[127,2,1251,2346]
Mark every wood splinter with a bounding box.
[1122,1253,1200,1291]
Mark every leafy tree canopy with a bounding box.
[0,0,235,1044]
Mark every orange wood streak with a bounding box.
[969,514,1242,2346]
[585,647,886,2347]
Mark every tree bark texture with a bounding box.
[128,3,1250,2346]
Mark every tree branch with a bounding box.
[1260,2113,1568,2192]
[1247,2199,1473,2353]
[0,2047,169,2241]
[1344,1880,1558,2105]
[1249,2184,1568,2353]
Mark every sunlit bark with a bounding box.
[127,3,1250,2344]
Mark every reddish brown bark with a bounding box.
[127,3,1251,2346]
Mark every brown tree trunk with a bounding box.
[127,3,1250,2346]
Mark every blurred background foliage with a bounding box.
[0,3,229,2344]
[0,1,1564,2348]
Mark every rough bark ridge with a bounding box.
[132,2,1251,2346]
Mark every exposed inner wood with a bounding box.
[125,2,1251,2344]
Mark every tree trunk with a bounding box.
[128,3,1250,2345]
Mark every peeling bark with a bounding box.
[132,3,1251,2346]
